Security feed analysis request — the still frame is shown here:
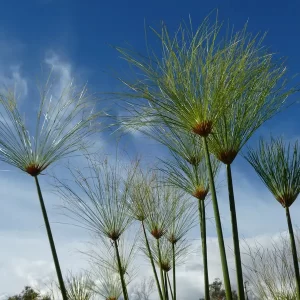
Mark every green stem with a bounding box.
[167,272,174,300]
[202,137,232,300]
[157,238,166,300]
[285,206,300,300]
[113,239,129,300]
[34,176,68,300]
[164,271,169,300]
[172,242,176,300]
[226,164,245,300]
[142,221,164,300]
[198,199,210,300]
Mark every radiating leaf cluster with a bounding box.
[55,155,134,240]
[0,78,100,176]
[245,138,300,207]
[64,272,94,300]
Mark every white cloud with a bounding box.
[45,52,73,97]
[0,45,298,300]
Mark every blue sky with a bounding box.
[0,0,300,298]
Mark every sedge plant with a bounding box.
[64,272,95,300]
[54,155,135,300]
[207,26,295,299]
[0,77,100,300]
[244,233,298,299]
[141,236,191,299]
[245,138,300,299]
[165,192,196,300]
[129,159,195,300]
[126,168,165,300]
[115,17,279,298]
[90,268,123,300]
[84,233,138,286]
[156,127,219,300]
[143,176,178,300]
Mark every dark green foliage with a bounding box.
[7,286,51,300]
[200,279,238,300]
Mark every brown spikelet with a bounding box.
[192,120,213,137]
[167,233,178,244]
[161,262,171,272]
[217,149,238,164]
[108,230,121,241]
[193,186,209,201]
[25,163,43,176]
[276,196,287,207]
[276,193,297,208]
[151,227,164,239]
[107,298,117,300]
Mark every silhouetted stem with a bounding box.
[157,238,166,300]
[202,137,232,300]
[167,272,174,300]
[286,206,300,299]
[164,271,169,300]
[142,221,164,300]
[198,199,210,300]
[34,176,68,300]
[172,242,176,300]
[226,164,245,300]
[113,239,129,300]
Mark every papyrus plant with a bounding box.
[141,236,191,299]
[155,127,219,300]
[207,28,295,298]
[0,78,100,300]
[115,17,282,298]
[55,155,135,300]
[84,233,138,286]
[64,272,94,300]
[126,168,164,300]
[128,170,185,300]
[164,188,196,300]
[244,233,298,299]
[245,138,300,299]
[143,176,178,300]
[91,268,123,300]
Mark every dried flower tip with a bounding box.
[217,149,238,164]
[276,193,297,208]
[193,186,209,200]
[192,120,213,137]
[151,227,164,239]
[160,262,171,272]
[108,231,121,241]
[167,234,178,244]
[25,163,45,176]
[106,298,117,300]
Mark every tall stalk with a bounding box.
[157,238,166,300]
[245,138,300,300]
[164,271,169,300]
[114,239,129,300]
[203,137,232,300]
[34,176,68,300]
[167,273,174,300]
[286,207,300,299]
[198,199,209,300]
[0,78,100,300]
[142,221,164,300]
[172,242,176,300]
[226,164,245,300]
